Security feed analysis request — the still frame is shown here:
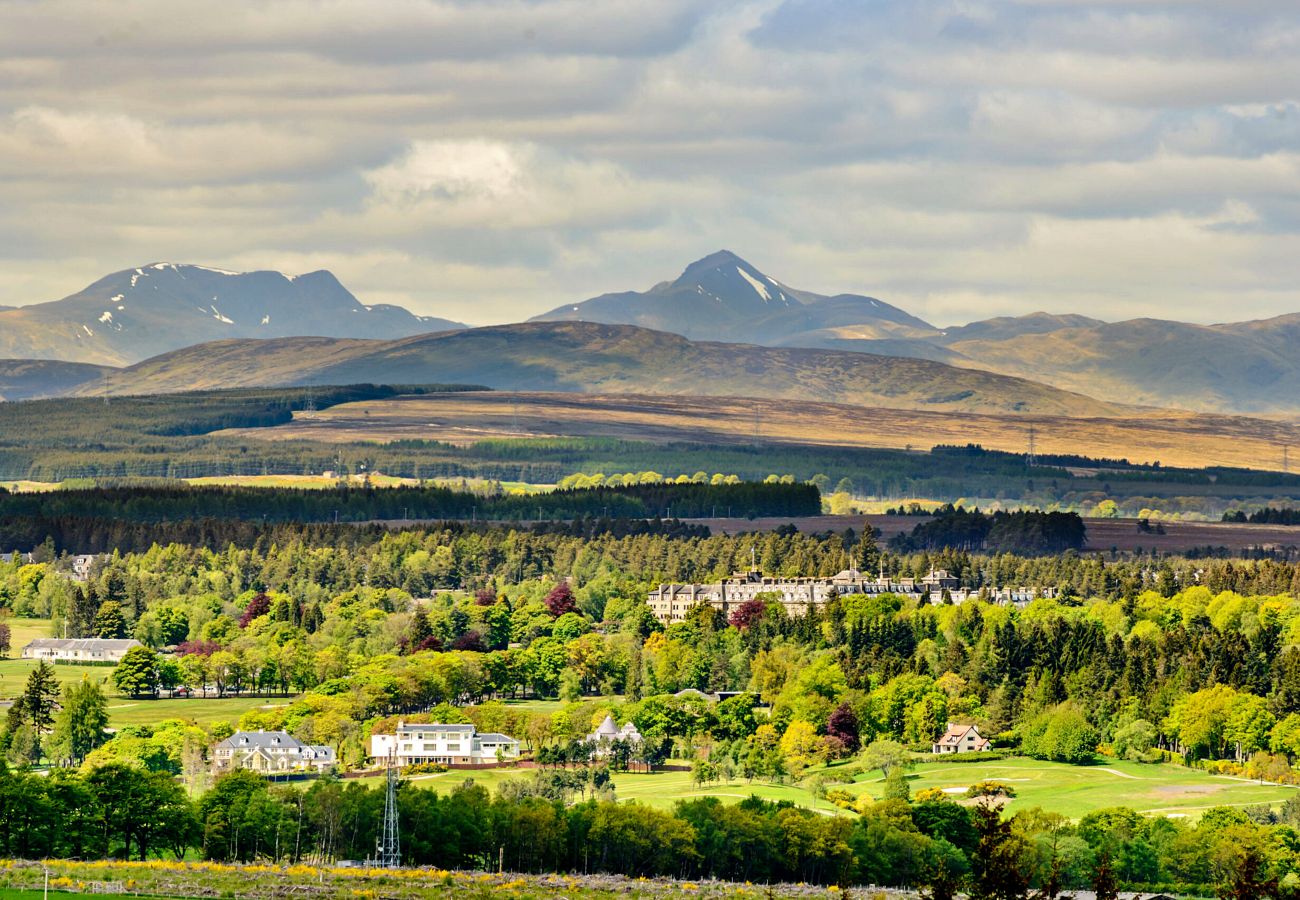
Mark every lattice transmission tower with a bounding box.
[371,752,401,868]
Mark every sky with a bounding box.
[1,0,1299,327]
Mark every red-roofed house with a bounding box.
[933,723,990,754]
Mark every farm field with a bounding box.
[222,390,1300,472]
[386,755,1300,822]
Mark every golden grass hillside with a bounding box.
[221,390,1300,472]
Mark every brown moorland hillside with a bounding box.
[83,321,1125,417]
[218,390,1300,472]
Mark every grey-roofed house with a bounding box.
[213,730,336,774]
[22,637,141,663]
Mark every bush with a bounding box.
[1019,704,1098,764]
[966,780,1016,799]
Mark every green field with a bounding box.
[0,659,113,699]
[384,755,1300,822]
[105,695,292,728]
[844,756,1300,820]
[4,617,54,649]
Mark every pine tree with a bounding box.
[21,661,59,734]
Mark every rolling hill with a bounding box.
[938,315,1300,414]
[0,360,115,401]
[0,263,465,365]
[80,321,1124,417]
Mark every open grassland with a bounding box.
[846,756,1300,820]
[223,390,1300,472]
[379,755,1294,822]
[3,617,53,650]
[0,661,114,702]
[105,695,292,728]
[0,482,57,493]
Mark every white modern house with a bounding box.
[212,730,336,774]
[22,637,141,664]
[369,722,520,767]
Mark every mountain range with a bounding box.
[1,252,1298,415]
[534,251,1300,414]
[0,263,465,366]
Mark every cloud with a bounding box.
[0,106,338,182]
[0,0,1299,329]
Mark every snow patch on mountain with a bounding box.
[736,266,772,302]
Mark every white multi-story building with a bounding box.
[369,722,520,767]
[647,568,1049,623]
[22,637,141,663]
[212,730,336,774]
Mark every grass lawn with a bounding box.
[105,694,294,728]
[3,617,54,650]
[0,658,113,699]
[838,755,1300,820]
[379,765,837,814]
[501,697,624,715]
[383,755,1300,822]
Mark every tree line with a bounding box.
[0,480,819,529]
[889,506,1087,555]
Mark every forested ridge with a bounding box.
[0,481,819,527]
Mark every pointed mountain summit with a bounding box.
[0,263,466,365]
[531,250,933,343]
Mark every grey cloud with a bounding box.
[0,0,1298,329]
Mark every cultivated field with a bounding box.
[222,390,1300,472]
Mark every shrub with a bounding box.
[966,780,1016,799]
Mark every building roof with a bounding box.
[394,722,474,733]
[24,637,141,653]
[935,724,985,746]
[217,730,305,750]
[475,733,518,743]
[594,715,620,738]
